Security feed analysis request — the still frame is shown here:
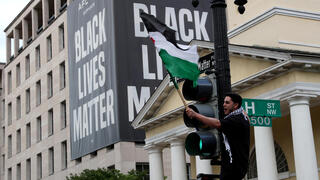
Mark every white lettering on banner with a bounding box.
[127,86,151,122]
[156,49,163,80]
[194,11,209,40]
[179,8,194,42]
[165,7,180,41]
[133,3,157,37]
[134,3,148,37]
[142,45,156,79]
[78,51,106,100]
[141,45,164,80]
[73,89,115,142]
[74,8,107,63]
[133,3,210,42]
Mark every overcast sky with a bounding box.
[0,0,29,63]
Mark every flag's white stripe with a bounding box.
[149,32,199,64]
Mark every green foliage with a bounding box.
[66,168,147,180]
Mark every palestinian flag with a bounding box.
[140,12,200,87]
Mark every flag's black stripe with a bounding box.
[140,12,182,50]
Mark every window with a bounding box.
[7,71,12,94]
[37,153,42,179]
[60,0,67,12]
[1,100,5,121]
[60,100,66,129]
[2,127,5,146]
[36,80,41,106]
[16,129,21,153]
[106,144,114,152]
[48,147,54,175]
[61,141,67,170]
[75,157,82,165]
[47,35,52,61]
[48,0,55,24]
[26,88,30,113]
[48,109,53,136]
[26,158,31,180]
[25,55,30,79]
[59,24,65,51]
[47,71,53,98]
[248,142,289,179]
[26,123,31,148]
[90,151,97,159]
[16,163,21,180]
[16,96,21,120]
[107,165,115,170]
[59,61,66,89]
[8,135,12,158]
[186,163,191,180]
[2,155,5,174]
[36,116,42,142]
[8,103,12,126]
[16,63,20,86]
[35,46,41,70]
[136,163,149,180]
[8,167,12,180]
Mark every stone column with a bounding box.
[288,96,319,180]
[13,28,19,56]
[22,19,28,48]
[54,0,61,18]
[146,145,164,180]
[170,139,188,180]
[32,8,38,38]
[195,156,213,175]
[42,0,49,28]
[254,126,278,180]
[6,36,11,62]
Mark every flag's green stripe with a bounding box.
[159,49,200,82]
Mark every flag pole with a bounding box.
[169,74,188,109]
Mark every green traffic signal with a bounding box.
[185,130,220,158]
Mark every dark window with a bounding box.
[136,163,149,180]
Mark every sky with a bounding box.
[0,0,30,63]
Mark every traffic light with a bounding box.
[183,74,220,159]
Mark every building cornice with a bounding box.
[190,41,292,61]
[255,82,320,101]
[228,7,320,39]
[232,58,320,93]
[278,40,320,49]
[144,125,195,147]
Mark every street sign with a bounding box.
[198,52,215,72]
[248,116,272,127]
[242,99,281,117]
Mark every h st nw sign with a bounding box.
[242,99,281,127]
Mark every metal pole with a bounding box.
[211,0,231,119]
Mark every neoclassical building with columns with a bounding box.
[132,0,320,179]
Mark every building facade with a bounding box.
[132,0,320,180]
[1,0,151,180]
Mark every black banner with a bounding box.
[68,0,213,159]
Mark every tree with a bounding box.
[66,168,148,180]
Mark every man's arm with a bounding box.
[185,107,221,128]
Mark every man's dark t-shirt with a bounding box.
[219,108,250,180]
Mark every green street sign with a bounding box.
[249,116,272,127]
[242,99,281,117]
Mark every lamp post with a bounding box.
[192,0,247,118]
